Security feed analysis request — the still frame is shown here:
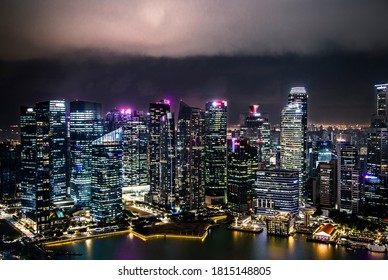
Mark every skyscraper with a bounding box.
[204,100,227,205]
[124,110,149,187]
[148,99,171,203]
[375,83,388,118]
[106,108,149,188]
[105,108,122,133]
[35,100,67,234]
[363,174,388,219]
[337,142,361,214]
[367,84,388,176]
[160,112,176,209]
[286,87,308,204]
[253,170,299,215]
[318,160,337,209]
[280,102,304,206]
[69,100,104,208]
[240,105,271,166]
[227,138,258,212]
[364,84,388,218]
[20,106,36,212]
[176,101,205,210]
[90,128,123,222]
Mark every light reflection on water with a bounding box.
[52,225,388,260]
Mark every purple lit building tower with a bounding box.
[105,108,148,188]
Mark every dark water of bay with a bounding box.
[52,225,388,260]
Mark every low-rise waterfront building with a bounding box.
[265,213,295,236]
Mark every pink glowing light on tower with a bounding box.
[250,104,260,115]
[120,108,132,115]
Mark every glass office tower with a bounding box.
[148,99,171,203]
[176,101,205,210]
[280,102,304,206]
[90,128,123,222]
[204,100,227,205]
[35,100,67,234]
[20,106,36,212]
[70,100,104,208]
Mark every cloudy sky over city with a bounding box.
[1,0,388,126]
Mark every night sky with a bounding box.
[1,0,388,127]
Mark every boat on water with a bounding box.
[367,242,387,253]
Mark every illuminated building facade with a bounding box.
[284,87,308,204]
[176,101,205,210]
[337,142,361,214]
[20,106,36,212]
[35,100,67,234]
[70,101,104,208]
[317,141,333,164]
[318,160,337,209]
[310,140,334,177]
[253,170,299,215]
[90,128,123,222]
[375,83,388,118]
[363,174,388,219]
[204,100,228,205]
[160,112,177,209]
[363,84,388,219]
[148,100,171,203]
[109,109,149,188]
[105,108,149,187]
[227,138,258,212]
[367,84,388,176]
[266,214,295,236]
[280,101,304,205]
[240,105,271,166]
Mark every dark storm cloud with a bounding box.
[0,0,388,59]
[1,53,388,127]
